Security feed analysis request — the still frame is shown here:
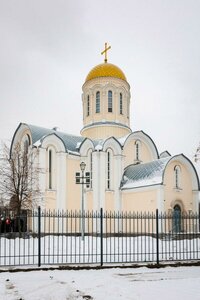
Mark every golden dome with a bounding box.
[85,63,127,82]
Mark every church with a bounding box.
[11,44,200,216]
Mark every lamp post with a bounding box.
[75,162,90,241]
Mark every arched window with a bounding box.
[90,151,93,189]
[173,205,182,232]
[87,95,90,116]
[21,134,30,154]
[174,165,181,189]
[107,151,110,189]
[134,140,141,163]
[48,149,53,189]
[108,90,113,112]
[96,91,100,113]
[127,99,129,119]
[119,93,123,114]
[106,150,112,190]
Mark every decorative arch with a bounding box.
[163,154,200,191]
[102,137,122,155]
[123,131,159,162]
[41,134,66,153]
[79,138,94,157]
[10,123,33,154]
[170,199,185,212]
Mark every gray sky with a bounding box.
[0,0,199,168]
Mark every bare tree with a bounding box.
[0,142,43,219]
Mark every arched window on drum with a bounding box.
[96,91,100,113]
[119,93,123,115]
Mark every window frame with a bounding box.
[174,165,181,189]
[48,149,52,189]
[119,93,123,115]
[108,90,113,113]
[96,91,100,113]
[87,95,90,116]
[134,140,141,163]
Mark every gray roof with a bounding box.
[121,157,171,189]
[27,124,85,153]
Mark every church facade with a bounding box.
[11,46,200,215]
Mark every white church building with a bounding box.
[11,45,200,216]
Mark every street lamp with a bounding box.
[75,162,90,241]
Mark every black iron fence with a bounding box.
[0,207,200,267]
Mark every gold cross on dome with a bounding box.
[101,42,111,63]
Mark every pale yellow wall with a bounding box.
[123,139,153,168]
[66,158,82,211]
[45,191,57,210]
[105,191,115,211]
[85,191,93,211]
[122,189,158,212]
[163,160,193,212]
[81,125,131,139]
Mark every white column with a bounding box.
[38,148,46,209]
[99,151,106,210]
[92,151,100,211]
[114,154,123,212]
[56,152,66,210]
[156,186,164,213]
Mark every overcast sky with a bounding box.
[0,0,199,168]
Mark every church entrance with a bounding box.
[173,205,182,232]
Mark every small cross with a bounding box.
[101,42,111,63]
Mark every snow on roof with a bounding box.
[121,157,171,190]
[27,124,85,153]
[117,134,129,146]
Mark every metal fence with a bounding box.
[0,207,200,267]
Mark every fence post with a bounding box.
[156,209,159,265]
[38,206,41,267]
[100,208,103,266]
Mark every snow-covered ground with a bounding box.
[0,266,200,300]
[1,235,200,266]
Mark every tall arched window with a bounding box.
[119,93,123,114]
[96,91,100,113]
[127,99,129,118]
[107,150,112,189]
[87,95,90,116]
[108,90,113,112]
[21,134,30,154]
[134,140,141,163]
[48,149,53,189]
[90,151,93,189]
[174,165,181,189]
